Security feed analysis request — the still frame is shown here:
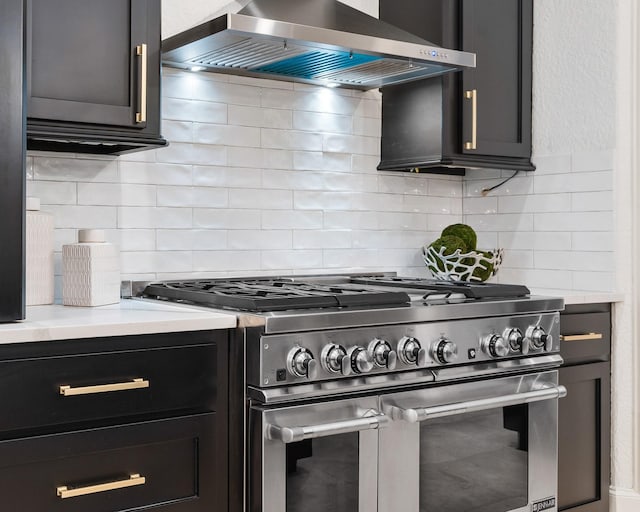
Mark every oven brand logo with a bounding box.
[532,497,556,512]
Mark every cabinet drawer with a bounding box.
[0,414,219,512]
[560,311,610,365]
[0,343,217,433]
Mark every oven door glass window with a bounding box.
[286,433,359,512]
[419,404,528,512]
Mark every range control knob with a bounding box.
[527,326,553,352]
[287,347,318,379]
[481,334,510,358]
[504,328,529,355]
[431,338,459,364]
[397,336,428,367]
[368,338,397,370]
[348,346,374,374]
[321,343,351,376]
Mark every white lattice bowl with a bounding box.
[422,245,504,282]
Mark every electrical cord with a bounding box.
[481,170,520,196]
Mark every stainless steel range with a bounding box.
[141,274,566,512]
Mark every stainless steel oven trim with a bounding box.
[253,396,382,512]
[248,354,563,404]
[379,370,564,512]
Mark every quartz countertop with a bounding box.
[529,289,624,306]
[0,299,237,344]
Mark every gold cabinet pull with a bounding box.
[59,378,149,396]
[464,89,477,150]
[57,473,146,499]
[559,332,604,342]
[135,43,148,123]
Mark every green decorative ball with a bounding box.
[441,223,477,251]
[427,235,468,272]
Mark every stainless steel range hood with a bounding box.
[162,0,475,90]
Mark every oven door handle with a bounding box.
[266,410,391,444]
[389,384,568,423]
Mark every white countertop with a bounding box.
[529,289,624,305]
[0,299,237,344]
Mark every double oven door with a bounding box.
[250,370,565,512]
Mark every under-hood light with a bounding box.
[190,66,206,72]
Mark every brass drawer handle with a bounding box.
[464,89,477,150]
[560,332,604,342]
[57,473,146,499]
[59,378,149,396]
[135,43,148,123]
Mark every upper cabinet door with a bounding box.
[460,0,532,159]
[27,0,148,128]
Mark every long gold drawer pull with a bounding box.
[560,332,604,342]
[135,43,148,123]
[57,473,146,499]
[464,89,477,150]
[59,378,149,396]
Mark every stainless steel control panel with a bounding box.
[247,312,560,387]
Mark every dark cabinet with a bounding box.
[26,0,167,154]
[0,0,26,322]
[379,0,534,174]
[558,304,611,512]
[0,330,228,511]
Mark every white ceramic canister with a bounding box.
[62,229,120,306]
[25,197,55,305]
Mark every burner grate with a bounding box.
[144,279,411,312]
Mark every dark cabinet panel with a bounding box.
[26,0,166,154]
[558,362,610,512]
[558,304,611,512]
[379,0,534,174]
[0,414,218,512]
[0,0,26,322]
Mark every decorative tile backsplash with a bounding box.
[28,67,614,296]
[28,69,463,297]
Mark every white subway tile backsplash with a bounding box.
[229,105,293,129]
[293,111,352,134]
[27,181,77,205]
[29,69,614,292]
[162,98,227,124]
[156,143,227,166]
[228,230,292,250]
[262,129,323,151]
[194,124,261,147]
[293,230,352,249]
[33,156,119,183]
[229,188,292,210]
[119,162,192,186]
[78,183,156,207]
[157,186,228,208]
[262,210,323,230]
[194,209,261,230]
[261,250,323,270]
[48,205,117,229]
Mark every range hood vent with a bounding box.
[162,0,475,90]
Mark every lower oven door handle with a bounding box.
[266,411,391,443]
[390,384,568,423]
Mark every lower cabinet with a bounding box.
[0,414,217,512]
[0,330,228,512]
[558,304,611,512]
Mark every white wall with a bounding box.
[460,0,616,293]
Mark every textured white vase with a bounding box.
[62,229,120,307]
[25,197,55,306]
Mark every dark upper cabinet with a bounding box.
[26,0,166,154]
[379,0,534,174]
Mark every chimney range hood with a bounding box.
[162,0,476,90]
